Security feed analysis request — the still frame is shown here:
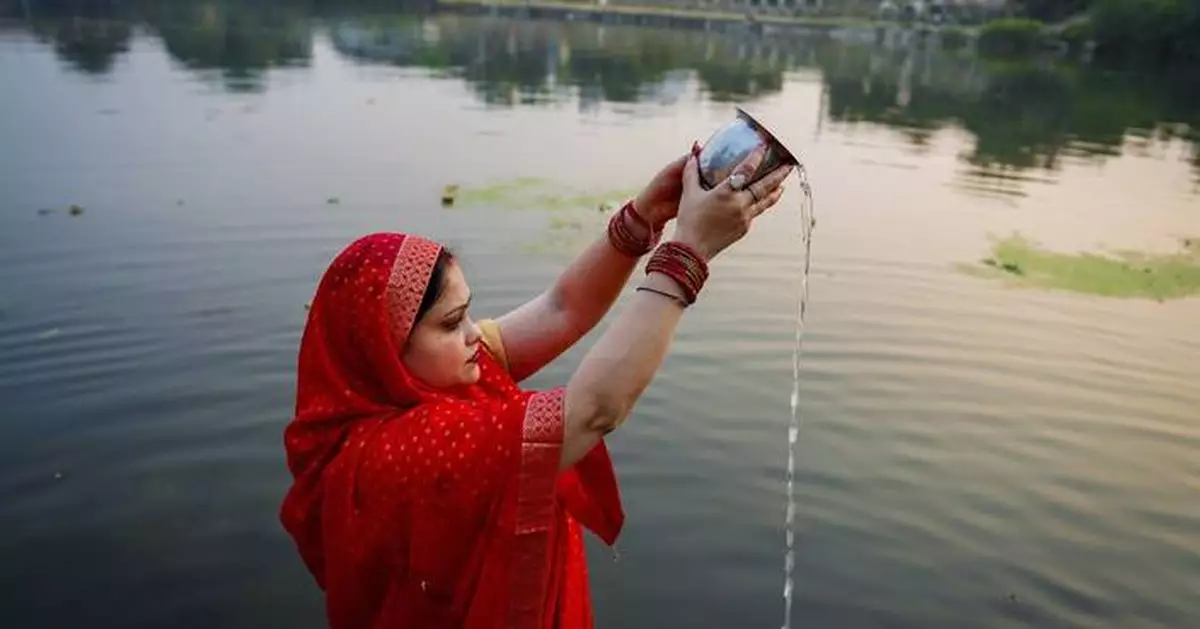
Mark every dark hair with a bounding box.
[415,248,456,323]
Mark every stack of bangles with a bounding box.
[606,201,709,308]
[606,200,661,257]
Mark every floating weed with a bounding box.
[508,177,550,189]
[68,204,84,216]
[447,177,636,255]
[453,179,547,208]
[961,234,1200,300]
[551,190,632,211]
[448,177,635,212]
[980,258,1024,275]
[327,197,340,205]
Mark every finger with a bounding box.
[719,146,767,197]
[660,151,690,179]
[757,163,796,195]
[743,163,793,203]
[734,145,767,178]
[681,153,702,194]
[748,185,786,218]
[675,149,692,169]
[733,162,787,207]
[748,187,787,218]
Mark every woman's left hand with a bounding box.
[632,145,696,228]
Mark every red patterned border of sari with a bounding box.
[508,388,566,629]
[385,236,442,347]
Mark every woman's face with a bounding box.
[402,262,484,388]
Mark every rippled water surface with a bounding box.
[2,5,1198,629]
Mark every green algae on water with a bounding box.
[961,234,1200,300]
[446,177,639,255]
[451,178,551,208]
[448,177,637,212]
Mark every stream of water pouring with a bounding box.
[782,166,815,629]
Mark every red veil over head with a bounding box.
[280,233,623,629]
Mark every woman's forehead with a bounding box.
[436,263,470,305]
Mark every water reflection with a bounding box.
[147,3,312,92]
[330,18,785,106]
[29,15,132,75]
[10,0,313,90]
[4,1,1199,186]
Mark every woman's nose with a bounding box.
[465,319,482,345]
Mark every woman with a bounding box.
[280,145,793,629]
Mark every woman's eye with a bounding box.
[442,317,463,331]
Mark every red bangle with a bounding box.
[646,241,709,304]
[607,201,661,257]
[625,201,655,230]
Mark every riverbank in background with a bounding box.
[435,0,1198,66]
[435,0,963,36]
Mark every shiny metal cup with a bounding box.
[697,108,798,190]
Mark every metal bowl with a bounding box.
[696,107,799,190]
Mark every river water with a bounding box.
[1,4,1198,629]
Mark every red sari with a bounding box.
[280,233,624,629]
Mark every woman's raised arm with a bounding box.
[560,148,793,469]
[495,152,690,382]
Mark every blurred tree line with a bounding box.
[1016,0,1200,63]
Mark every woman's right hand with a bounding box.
[673,146,794,260]
[560,145,792,469]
